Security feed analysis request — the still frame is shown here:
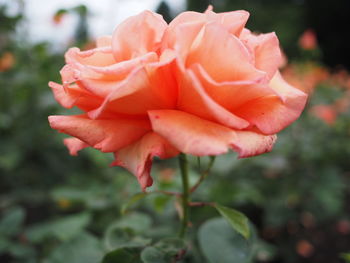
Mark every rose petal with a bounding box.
[187,23,266,83]
[167,9,249,37]
[190,63,273,112]
[168,11,205,29]
[164,10,249,63]
[232,130,277,158]
[48,115,151,152]
[148,110,276,158]
[162,11,206,60]
[235,71,308,134]
[88,58,177,119]
[163,20,205,62]
[63,137,89,156]
[63,49,158,98]
[146,49,178,109]
[176,64,250,129]
[65,47,115,67]
[148,110,237,156]
[241,30,282,79]
[49,81,102,111]
[205,9,249,36]
[112,10,167,62]
[112,132,179,190]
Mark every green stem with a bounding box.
[190,156,216,193]
[178,153,190,238]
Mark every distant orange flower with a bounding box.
[310,105,337,125]
[299,29,317,50]
[334,96,350,113]
[53,14,64,25]
[53,10,67,25]
[331,69,350,88]
[336,220,350,235]
[282,63,328,94]
[296,240,314,258]
[0,52,15,72]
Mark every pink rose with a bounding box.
[49,8,307,190]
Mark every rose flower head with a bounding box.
[49,7,307,190]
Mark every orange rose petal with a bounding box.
[88,66,175,118]
[149,110,236,156]
[191,64,273,111]
[48,115,151,152]
[167,9,249,38]
[163,11,206,60]
[63,137,89,156]
[254,33,282,80]
[205,9,249,36]
[240,30,282,80]
[112,132,179,190]
[167,11,205,32]
[149,110,276,158]
[236,71,308,134]
[177,65,250,129]
[146,49,178,108]
[187,23,266,83]
[232,130,276,158]
[63,48,158,98]
[65,47,115,67]
[165,20,205,62]
[49,81,102,111]
[77,54,158,99]
[112,11,167,62]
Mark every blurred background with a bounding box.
[1,0,350,262]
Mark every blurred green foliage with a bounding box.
[1,1,350,263]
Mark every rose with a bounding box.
[49,8,307,190]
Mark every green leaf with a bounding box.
[198,218,256,263]
[140,238,186,263]
[0,236,11,253]
[141,247,169,263]
[153,195,171,212]
[51,213,91,241]
[113,212,152,234]
[141,247,166,263]
[341,253,350,262]
[154,238,186,255]
[104,226,151,251]
[101,248,142,263]
[26,212,91,242]
[103,213,152,251]
[215,204,250,239]
[46,232,103,263]
[0,206,25,236]
[121,193,148,215]
[8,243,36,259]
